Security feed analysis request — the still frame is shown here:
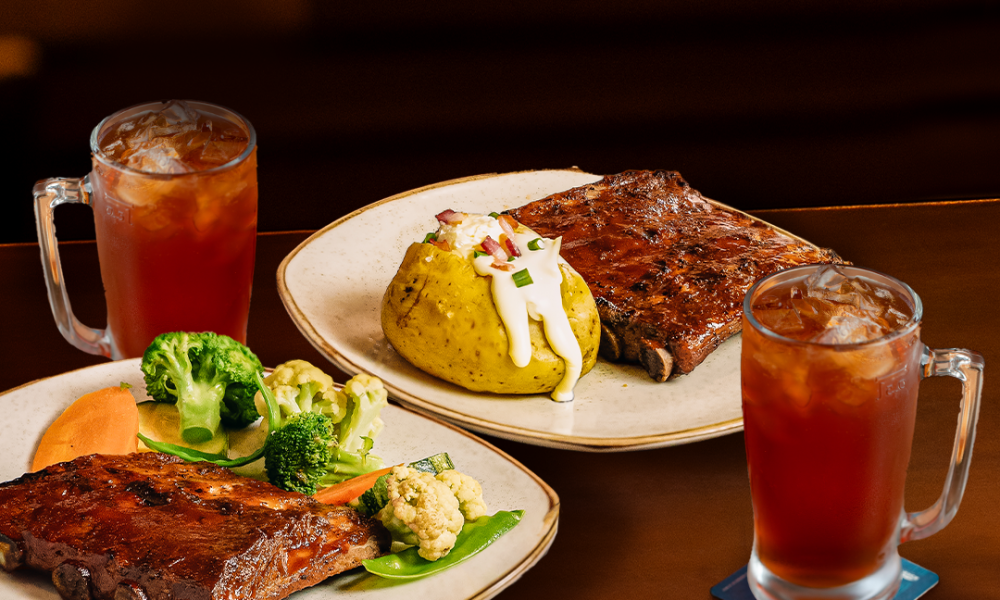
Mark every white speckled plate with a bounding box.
[279,169,749,452]
[0,359,558,600]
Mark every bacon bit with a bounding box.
[480,235,508,262]
[498,214,518,235]
[429,238,452,252]
[503,236,521,258]
[496,214,521,257]
[435,209,464,225]
[491,260,517,272]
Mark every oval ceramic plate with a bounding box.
[0,359,558,600]
[279,169,749,452]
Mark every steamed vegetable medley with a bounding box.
[256,360,388,495]
[125,332,520,574]
[382,210,600,401]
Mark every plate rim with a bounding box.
[276,169,819,452]
[0,358,561,600]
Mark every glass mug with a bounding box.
[741,264,983,600]
[34,100,258,360]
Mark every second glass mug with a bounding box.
[34,100,258,360]
[740,264,984,600]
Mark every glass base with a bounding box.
[747,549,902,600]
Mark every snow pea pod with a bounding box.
[137,433,261,467]
[363,509,524,579]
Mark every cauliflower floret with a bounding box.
[344,373,389,439]
[253,360,348,426]
[379,465,464,561]
[437,470,488,521]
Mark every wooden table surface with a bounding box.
[1,199,997,599]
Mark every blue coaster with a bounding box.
[711,559,939,600]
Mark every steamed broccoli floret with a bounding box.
[141,332,263,444]
[261,370,390,494]
[252,363,387,450]
[253,360,348,429]
[264,412,384,495]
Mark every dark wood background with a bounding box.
[3,0,1000,245]
[1,4,999,596]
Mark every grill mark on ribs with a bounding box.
[0,453,390,600]
[508,170,844,381]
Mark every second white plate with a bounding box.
[278,169,747,451]
[0,359,557,600]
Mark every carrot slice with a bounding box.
[31,383,139,471]
[313,466,394,505]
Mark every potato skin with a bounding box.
[382,242,600,394]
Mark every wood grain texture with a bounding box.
[4,2,1000,243]
[0,199,996,599]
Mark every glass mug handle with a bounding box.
[33,176,115,358]
[899,346,985,543]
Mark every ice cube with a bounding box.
[100,139,125,158]
[159,99,202,125]
[126,145,192,174]
[839,278,889,316]
[826,344,897,384]
[804,264,850,292]
[193,202,224,233]
[805,265,866,306]
[796,265,915,343]
[884,307,912,330]
[753,292,786,311]
[754,307,807,336]
[790,297,828,325]
[196,117,249,167]
[100,101,249,175]
[814,313,888,345]
[145,120,197,142]
[874,286,895,301]
[112,169,187,209]
[806,283,881,315]
[115,101,205,173]
[198,135,248,166]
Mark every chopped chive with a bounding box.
[507,255,516,262]
[527,238,543,251]
[512,269,533,288]
[423,232,438,243]
[473,250,488,258]
[488,212,500,219]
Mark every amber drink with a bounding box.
[741,264,983,600]
[34,101,257,359]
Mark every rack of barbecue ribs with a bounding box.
[508,170,845,381]
[0,453,390,600]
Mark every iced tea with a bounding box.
[741,265,922,588]
[90,101,257,358]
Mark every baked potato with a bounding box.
[381,214,600,399]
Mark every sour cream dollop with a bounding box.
[434,212,583,402]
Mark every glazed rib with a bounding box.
[0,453,390,600]
[508,170,844,380]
